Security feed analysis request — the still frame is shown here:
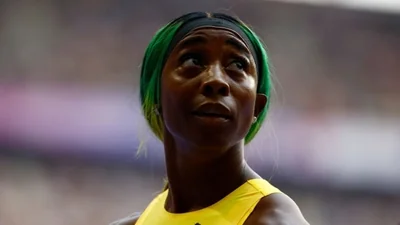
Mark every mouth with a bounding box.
[192,111,231,120]
[191,102,233,121]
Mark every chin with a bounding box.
[192,135,236,151]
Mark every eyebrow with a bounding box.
[175,35,208,52]
[225,37,251,57]
[174,34,251,57]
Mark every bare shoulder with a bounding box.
[109,213,141,225]
[244,193,310,225]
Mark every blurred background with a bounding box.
[0,0,399,224]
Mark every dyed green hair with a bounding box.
[140,12,272,144]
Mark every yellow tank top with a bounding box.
[136,179,281,225]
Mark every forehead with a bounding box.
[172,27,252,56]
[187,27,244,40]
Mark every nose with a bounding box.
[200,65,230,97]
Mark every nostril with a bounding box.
[218,86,228,96]
[201,79,230,97]
[203,85,213,95]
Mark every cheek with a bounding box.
[241,96,256,118]
[237,78,257,110]
[234,91,257,139]
[247,76,257,91]
[160,76,191,126]
[161,80,179,115]
[234,83,258,131]
[161,89,181,134]
[161,73,189,106]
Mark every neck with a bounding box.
[163,134,259,213]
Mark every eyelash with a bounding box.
[228,58,248,71]
[179,53,203,66]
[178,53,249,72]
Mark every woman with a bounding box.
[113,12,309,225]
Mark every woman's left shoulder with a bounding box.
[244,193,310,225]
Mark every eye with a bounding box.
[226,59,248,71]
[180,53,203,67]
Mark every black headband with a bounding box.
[166,16,259,71]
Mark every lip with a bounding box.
[191,102,233,120]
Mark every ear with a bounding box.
[254,94,268,118]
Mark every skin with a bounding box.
[112,27,309,225]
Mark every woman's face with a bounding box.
[161,27,267,149]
